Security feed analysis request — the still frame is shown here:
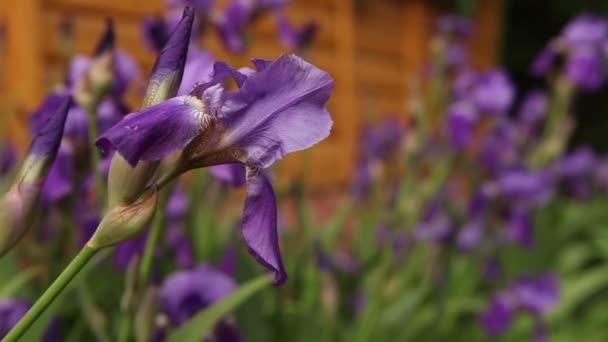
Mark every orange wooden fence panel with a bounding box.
[0,0,502,187]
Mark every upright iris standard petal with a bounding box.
[96,96,205,167]
[241,167,286,285]
[219,54,333,168]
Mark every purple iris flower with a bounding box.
[565,47,606,91]
[477,120,518,174]
[530,47,557,76]
[558,146,596,178]
[513,274,559,315]
[457,220,484,251]
[67,50,141,98]
[435,15,473,38]
[114,234,148,270]
[414,208,453,243]
[480,273,558,338]
[160,264,238,333]
[213,0,253,53]
[497,168,554,207]
[97,54,333,284]
[275,13,317,51]
[359,117,403,161]
[518,90,549,125]
[444,43,468,69]
[479,293,514,336]
[561,14,608,47]
[472,69,515,115]
[507,208,534,248]
[0,142,16,176]
[446,101,477,150]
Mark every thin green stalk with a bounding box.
[117,313,131,342]
[138,188,171,288]
[2,246,98,342]
[83,102,106,205]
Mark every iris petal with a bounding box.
[95,96,204,166]
[220,54,333,168]
[241,167,286,285]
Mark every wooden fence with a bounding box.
[0,0,502,187]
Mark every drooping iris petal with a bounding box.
[241,168,286,285]
[220,54,333,168]
[209,164,246,187]
[96,96,205,166]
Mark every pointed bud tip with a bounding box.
[29,94,73,158]
[146,7,195,103]
[94,18,115,56]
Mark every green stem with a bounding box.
[2,246,98,342]
[83,102,106,206]
[117,312,131,342]
[138,189,171,288]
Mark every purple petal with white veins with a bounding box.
[220,54,333,168]
[96,96,204,166]
[241,167,286,285]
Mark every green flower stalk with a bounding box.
[0,94,72,257]
[1,8,195,341]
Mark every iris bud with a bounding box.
[106,7,194,206]
[0,95,72,256]
[87,190,158,249]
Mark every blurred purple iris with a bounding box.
[480,274,558,339]
[160,264,242,341]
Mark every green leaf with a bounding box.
[168,274,273,342]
